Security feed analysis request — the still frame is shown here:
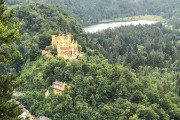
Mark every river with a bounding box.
[83,20,159,33]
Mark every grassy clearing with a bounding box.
[100,15,164,23]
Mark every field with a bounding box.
[100,15,164,23]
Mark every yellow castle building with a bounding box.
[52,33,79,59]
[42,33,79,59]
[52,81,67,94]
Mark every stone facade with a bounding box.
[51,33,79,59]
[42,33,79,59]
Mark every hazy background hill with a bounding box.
[6,0,180,26]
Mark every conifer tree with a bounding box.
[0,0,22,119]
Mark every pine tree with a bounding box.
[0,0,22,119]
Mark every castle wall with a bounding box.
[44,33,79,59]
[42,50,52,57]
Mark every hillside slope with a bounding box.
[6,0,180,26]
[17,55,180,120]
[4,2,179,120]
[9,3,87,71]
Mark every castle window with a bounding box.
[53,84,62,90]
[69,51,72,57]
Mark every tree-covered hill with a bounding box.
[13,3,83,35]
[1,1,179,120]
[87,24,180,70]
[7,2,180,72]
[17,55,180,120]
[6,0,180,26]
[6,3,87,72]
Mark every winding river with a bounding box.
[83,20,159,33]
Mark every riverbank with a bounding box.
[100,15,163,23]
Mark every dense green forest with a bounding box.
[1,1,180,120]
[5,0,180,26]
[17,55,180,120]
[87,24,180,69]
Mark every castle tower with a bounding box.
[66,33,71,41]
[51,35,56,45]
[59,34,64,47]
[66,33,71,46]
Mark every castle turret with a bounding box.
[66,33,71,46]
[67,33,71,41]
[58,35,64,47]
[52,35,56,45]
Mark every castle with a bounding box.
[42,33,79,59]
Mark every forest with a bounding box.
[5,0,180,27]
[0,0,180,120]
[87,24,180,69]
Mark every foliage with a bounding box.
[0,0,22,119]
[87,23,180,70]
[5,0,180,26]
[16,55,180,119]
[2,1,180,120]
[9,3,86,71]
